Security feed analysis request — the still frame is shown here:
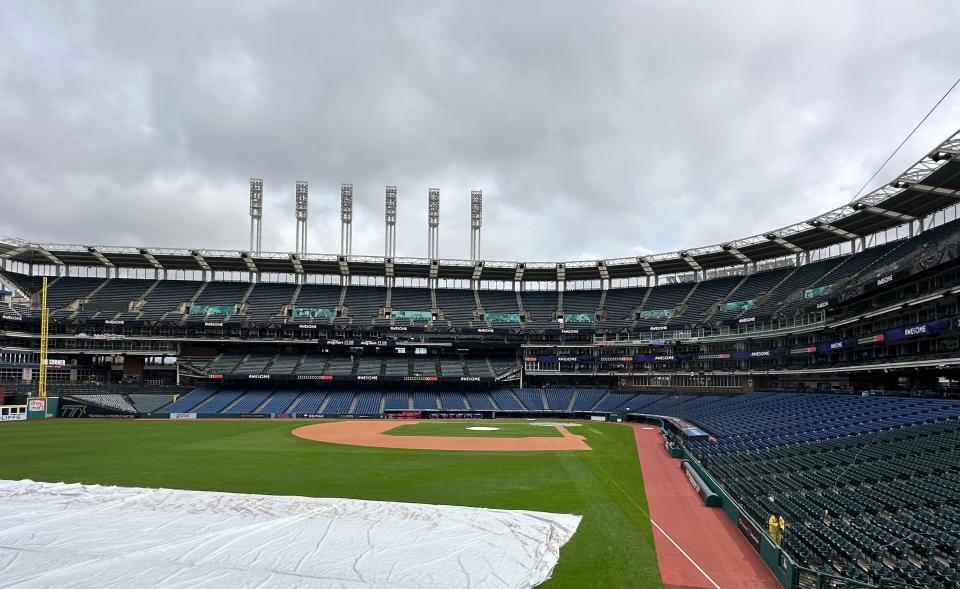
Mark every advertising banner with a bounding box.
[292,307,337,320]
[390,310,433,320]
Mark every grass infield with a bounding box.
[385,421,565,437]
[0,419,662,588]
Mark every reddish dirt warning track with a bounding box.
[292,420,591,451]
[633,425,778,589]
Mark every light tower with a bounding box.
[385,186,397,258]
[427,188,439,259]
[249,178,263,254]
[340,183,353,256]
[295,181,308,254]
[470,190,482,261]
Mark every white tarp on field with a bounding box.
[0,479,581,589]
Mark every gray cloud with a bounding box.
[1,0,959,263]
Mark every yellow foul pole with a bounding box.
[38,276,49,399]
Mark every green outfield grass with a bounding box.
[0,419,661,588]
[385,420,565,437]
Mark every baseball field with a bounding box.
[0,419,663,588]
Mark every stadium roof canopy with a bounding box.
[2,129,959,281]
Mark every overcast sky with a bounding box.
[1,1,959,263]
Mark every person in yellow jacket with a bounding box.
[778,515,787,539]
[768,514,781,544]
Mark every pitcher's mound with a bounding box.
[292,421,591,451]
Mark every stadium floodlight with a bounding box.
[295,181,309,254]
[340,184,353,257]
[427,188,440,259]
[249,178,263,254]
[385,186,397,259]
[470,190,482,261]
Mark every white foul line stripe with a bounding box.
[651,519,721,589]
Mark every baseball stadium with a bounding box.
[1,125,960,588]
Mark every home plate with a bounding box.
[467,426,500,431]
[0,479,581,589]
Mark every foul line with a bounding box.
[578,430,722,589]
[650,518,721,589]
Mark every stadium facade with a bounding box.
[0,129,959,412]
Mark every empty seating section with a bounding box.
[356,356,382,376]
[413,356,436,376]
[192,389,242,413]
[520,291,557,324]
[412,392,438,410]
[593,393,635,412]
[636,282,691,326]
[384,357,410,376]
[434,289,477,326]
[562,290,602,315]
[128,394,174,413]
[323,392,354,414]
[190,282,248,315]
[324,356,354,375]
[465,358,492,377]
[267,354,300,374]
[293,284,342,319]
[6,219,960,332]
[85,278,155,315]
[258,391,298,414]
[138,280,203,320]
[439,392,467,410]
[479,291,520,324]
[245,283,295,320]
[343,286,386,322]
[160,386,218,412]
[601,287,645,326]
[297,355,328,375]
[384,392,409,410]
[235,352,274,373]
[680,276,740,321]
[675,393,960,588]
[544,389,572,411]
[228,390,271,413]
[439,357,464,376]
[353,393,382,415]
[752,259,841,315]
[515,388,545,410]
[466,392,495,410]
[490,359,515,376]
[389,288,433,316]
[205,352,246,374]
[490,390,522,410]
[710,267,792,321]
[291,392,326,414]
[44,277,104,313]
[571,388,606,411]
[72,394,136,413]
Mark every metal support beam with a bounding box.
[906,183,960,199]
[808,221,858,241]
[722,244,751,264]
[638,257,654,276]
[765,233,804,254]
[680,252,702,273]
[289,254,304,275]
[514,263,525,283]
